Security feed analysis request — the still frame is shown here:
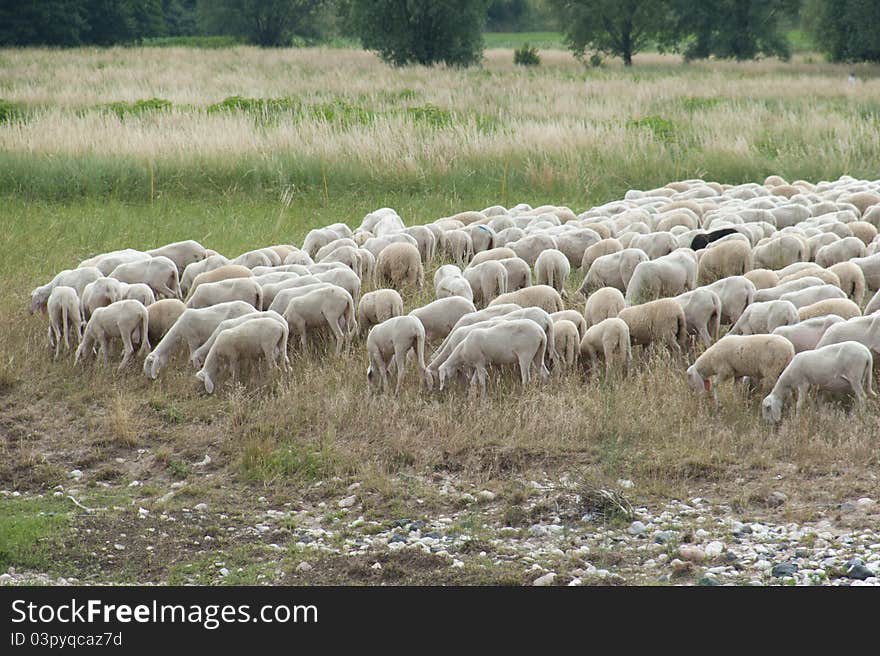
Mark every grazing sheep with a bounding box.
[534,249,570,296]
[755,276,826,302]
[282,286,356,354]
[186,277,262,310]
[47,286,83,359]
[777,266,840,288]
[508,234,557,267]
[743,268,779,290]
[581,248,648,295]
[191,310,289,370]
[686,335,795,402]
[579,317,632,376]
[186,264,253,301]
[815,314,880,356]
[143,301,256,379]
[462,224,495,254]
[584,287,626,328]
[827,261,866,305]
[849,221,878,246]
[146,299,186,347]
[404,225,437,262]
[762,342,875,422]
[80,249,150,276]
[110,256,180,300]
[303,228,342,258]
[697,240,753,284]
[435,271,474,303]
[267,282,337,315]
[123,283,156,307]
[195,317,290,394]
[779,284,847,309]
[490,285,564,314]
[147,240,207,274]
[462,260,507,306]
[867,289,880,316]
[315,238,358,262]
[496,257,532,292]
[409,297,477,342]
[357,289,405,337]
[180,254,230,297]
[752,235,807,270]
[580,238,623,275]
[366,316,428,395]
[815,237,867,268]
[437,319,548,393]
[268,244,298,262]
[798,298,862,321]
[440,230,474,265]
[377,242,424,290]
[729,300,799,335]
[76,300,150,370]
[468,247,517,269]
[617,298,688,354]
[30,267,102,314]
[772,315,846,353]
[625,250,697,305]
[690,228,740,251]
[549,318,580,369]
[551,310,588,340]
[674,288,722,346]
[432,304,523,363]
[849,254,880,291]
[81,277,127,320]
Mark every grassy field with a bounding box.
[1,46,880,585]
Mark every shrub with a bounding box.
[514,44,541,67]
[627,116,676,143]
[104,98,172,119]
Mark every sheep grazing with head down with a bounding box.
[552,319,580,369]
[47,286,83,359]
[462,260,507,306]
[827,261,866,305]
[697,240,753,285]
[76,300,150,371]
[468,247,517,269]
[534,249,571,297]
[186,264,253,301]
[366,316,428,395]
[495,257,531,292]
[377,242,424,290]
[729,300,798,335]
[772,315,846,353]
[624,250,697,305]
[191,310,289,370]
[581,248,649,295]
[195,317,290,394]
[489,285,564,314]
[146,299,186,347]
[357,289,405,337]
[110,256,180,300]
[579,317,631,376]
[617,297,688,354]
[81,277,127,320]
[798,298,861,321]
[674,288,722,346]
[815,313,880,357]
[551,310,588,340]
[743,268,778,291]
[584,287,625,328]
[762,342,875,422]
[185,277,263,310]
[437,319,548,393]
[147,240,207,275]
[686,334,795,404]
[30,267,102,314]
[282,286,356,355]
[434,265,474,303]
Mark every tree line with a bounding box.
[1,0,878,66]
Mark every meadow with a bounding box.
[1,45,879,584]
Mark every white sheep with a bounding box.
[849,254,880,291]
[462,260,507,306]
[617,297,688,354]
[534,249,570,297]
[629,232,678,259]
[30,267,102,314]
[282,286,356,354]
[186,264,253,301]
[580,238,623,275]
[143,301,256,379]
[232,247,282,269]
[123,283,156,307]
[435,271,474,303]
[409,297,477,342]
[146,298,186,347]
[79,249,150,276]
[437,319,548,393]
[866,288,880,316]
[827,261,866,305]
[752,235,807,270]
[180,254,230,297]
[489,285,564,314]
[195,317,290,394]
[624,250,697,305]
[357,289,405,337]
[508,234,557,267]
[75,300,150,370]
[191,310,289,370]
[81,277,127,320]
[815,236,867,268]
[686,334,795,403]
[468,247,517,269]
[440,230,474,265]
[403,225,437,262]
[431,304,522,364]
[772,315,846,353]
[729,300,798,335]
[798,298,862,321]
[582,248,648,294]
[578,317,631,376]
[366,316,428,395]
[779,284,847,309]
[762,342,875,422]
[376,242,424,290]
[46,286,83,359]
[674,288,722,346]
[815,313,880,356]
[110,256,180,300]
[185,277,262,310]
[580,285,622,326]
[147,240,207,274]
[743,268,779,290]
[697,240,753,284]
[754,276,826,302]
[553,319,580,369]
[462,223,495,254]
[550,310,588,340]
[283,249,314,266]
[496,257,531,292]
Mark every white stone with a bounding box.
[338,495,357,508]
[296,562,313,573]
[68,469,83,480]
[533,572,556,586]
[705,541,725,558]
[477,490,496,502]
[194,503,208,512]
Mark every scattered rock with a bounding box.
[113,543,125,551]
[533,572,556,586]
[628,521,647,536]
[617,479,634,489]
[698,576,720,586]
[670,559,692,574]
[338,496,357,508]
[771,562,798,578]
[679,546,706,563]
[194,503,208,512]
[477,490,496,502]
[766,491,787,508]
[219,568,229,577]
[68,469,83,480]
[705,541,725,558]
[296,562,313,573]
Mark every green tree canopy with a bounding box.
[0,0,87,46]
[349,0,490,67]
[198,0,324,47]
[550,0,675,66]
[804,0,880,63]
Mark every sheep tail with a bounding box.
[865,359,876,398]
[61,302,70,349]
[138,310,151,357]
[677,312,688,350]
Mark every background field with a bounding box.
[1,46,879,585]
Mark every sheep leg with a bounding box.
[229,355,240,386]
[518,354,531,386]
[392,347,409,396]
[795,385,809,415]
[324,312,345,355]
[118,329,136,371]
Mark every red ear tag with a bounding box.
[703,378,711,392]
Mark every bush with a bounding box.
[514,43,541,66]
[589,53,603,68]
[103,98,173,119]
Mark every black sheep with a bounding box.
[690,228,740,251]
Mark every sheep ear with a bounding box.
[203,372,214,394]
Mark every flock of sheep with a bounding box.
[29,174,880,423]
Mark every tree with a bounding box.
[804,0,880,63]
[550,0,674,66]
[671,0,799,61]
[349,0,490,67]
[0,0,87,46]
[198,0,324,46]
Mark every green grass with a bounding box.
[0,496,73,573]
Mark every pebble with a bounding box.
[338,496,357,508]
[670,559,692,574]
[766,491,787,508]
[705,541,725,558]
[628,521,647,536]
[296,562,313,573]
[617,479,634,489]
[194,503,208,512]
[68,469,83,480]
[477,490,496,502]
[679,546,706,563]
[219,568,229,577]
[771,562,798,578]
[533,572,556,586]
[113,543,125,551]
